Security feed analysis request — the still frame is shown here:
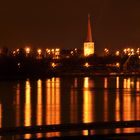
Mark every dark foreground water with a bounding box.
[0,76,140,139]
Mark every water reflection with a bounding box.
[24,80,31,126]
[24,79,31,139]
[104,77,108,88]
[0,76,140,138]
[36,79,43,138]
[37,79,42,126]
[46,78,60,137]
[83,77,94,123]
[116,77,119,89]
[136,92,140,120]
[74,78,78,88]
[115,89,121,134]
[136,78,140,91]
[16,83,20,127]
[115,89,120,121]
[123,78,131,89]
[0,103,2,128]
[115,77,140,133]
[83,77,94,135]
[123,88,132,121]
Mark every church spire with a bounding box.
[84,14,94,56]
[86,14,93,42]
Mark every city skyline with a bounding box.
[0,0,140,54]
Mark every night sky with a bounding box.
[0,0,140,54]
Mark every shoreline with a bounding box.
[0,72,140,81]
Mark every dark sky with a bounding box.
[0,0,140,54]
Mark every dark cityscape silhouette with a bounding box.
[0,1,140,140]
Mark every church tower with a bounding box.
[84,14,94,56]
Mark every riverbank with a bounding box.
[0,71,140,81]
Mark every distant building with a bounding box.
[84,14,94,56]
[46,48,60,59]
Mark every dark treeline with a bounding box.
[0,48,140,79]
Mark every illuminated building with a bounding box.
[25,47,30,54]
[84,14,94,56]
[104,48,109,56]
[46,48,60,59]
[25,47,31,57]
[115,51,120,56]
[36,49,42,59]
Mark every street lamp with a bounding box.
[37,49,42,55]
[115,51,120,56]
[25,47,30,54]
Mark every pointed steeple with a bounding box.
[84,14,94,56]
[86,14,93,42]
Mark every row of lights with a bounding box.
[104,48,140,56]
[84,62,120,68]
[13,47,60,59]
[25,48,60,55]
[12,47,81,59]
[12,47,140,59]
[51,62,120,69]
[123,48,140,55]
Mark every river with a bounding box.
[0,76,140,139]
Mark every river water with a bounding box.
[0,76,140,139]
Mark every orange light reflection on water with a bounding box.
[123,78,132,121]
[115,91,120,121]
[123,78,135,133]
[74,78,78,88]
[104,77,108,89]
[116,77,119,89]
[136,78,140,91]
[46,78,60,137]
[103,78,109,134]
[36,79,43,138]
[135,82,140,132]
[115,77,121,134]
[24,80,31,139]
[116,78,140,134]
[123,78,131,89]
[16,83,20,127]
[104,78,108,122]
[83,77,94,135]
[0,103,2,140]
[0,103,2,128]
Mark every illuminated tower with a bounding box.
[84,14,94,56]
